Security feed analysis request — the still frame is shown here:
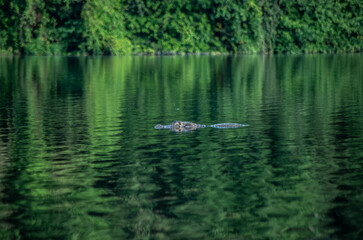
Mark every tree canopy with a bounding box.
[0,0,362,55]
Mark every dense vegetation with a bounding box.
[0,0,362,55]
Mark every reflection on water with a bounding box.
[0,55,362,239]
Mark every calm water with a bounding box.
[0,55,362,240]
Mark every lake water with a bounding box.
[0,55,362,239]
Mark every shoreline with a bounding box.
[1,50,361,57]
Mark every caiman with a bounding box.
[154,120,248,132]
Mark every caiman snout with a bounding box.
[154,124,164,129]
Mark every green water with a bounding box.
[0,55,362,240]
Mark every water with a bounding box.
[0,55,362,239]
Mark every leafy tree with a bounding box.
[0,0,361,55]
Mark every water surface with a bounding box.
[0,55,362,239]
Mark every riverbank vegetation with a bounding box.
[0,0,362,55]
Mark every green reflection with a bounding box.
[0,55,362,239]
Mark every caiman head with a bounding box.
[171,121,198,133]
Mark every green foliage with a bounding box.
[271,0,362,53]
[0,0,362,55]
[208,0,263,53]
[1,0,85,55]
[81,0,132,55]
